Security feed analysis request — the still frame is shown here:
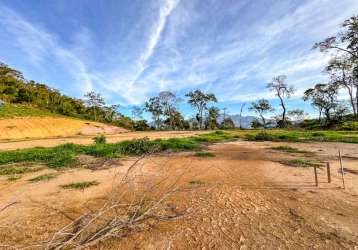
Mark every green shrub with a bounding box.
[247,131,274,141]
[93,134,107,144]
[340,121,358,130]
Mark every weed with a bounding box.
[194,151,215,157]
[29,173,57,182]
[188,180,205,186]
[280,159,323,168]
[93,134,107,144]
[0,165,43,175]
[61,181,99,190]
[271,146,308,154]
[7,174,22,181]
[246,131,274,141]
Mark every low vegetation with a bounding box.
[61,181,99,190]
[280,158,323,168]
[93,134,107,144]
[7,174,22,181]
[0,131,236,170]
[0,104,60,118]
[270,146,309,154]
[0,164,43,175]
[240,129,358,144]
[29,173,57,182]
[194,151,215,157]
[188,180,205,186]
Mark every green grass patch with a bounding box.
[280,158,323,168]
[61,181,99,190]
[7,174,22,181]
[270,146,309,154]
[0,131,236,169]
[239,129,358,144]
[194,151,215,157]
[0,104,60,118]
[0,164,43,175]
[29,173,57,182]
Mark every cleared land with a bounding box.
[0,117,128,141]
[0,133,358,249]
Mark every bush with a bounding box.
[340,121,358,130]
[249,131,274,141]
[194,151,215,157]
[93,134,107,144]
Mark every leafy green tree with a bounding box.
[205,107,220,129]
[133,119,150,131]
[287,109,306,125]
[249,99,273,128]
[158,91,181,130]
[145,96,163,129]
[303,83,338,123]
[84,91,105,121]
[221,117,235,129]
[186,90,217,130]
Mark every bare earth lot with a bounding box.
[0,139,358,249]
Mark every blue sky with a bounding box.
[0,0,358,119]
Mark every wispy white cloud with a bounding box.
[0,5,93,93]
[1,0,358,110]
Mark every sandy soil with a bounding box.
[0,131,207,151]
[0,117,128,141]
[0,140,358,249]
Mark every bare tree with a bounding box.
[327,57,358,118]
[131,105,143,121]
[267,75,295,127]
[239,103,246,129]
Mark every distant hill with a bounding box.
[218,114,257,128]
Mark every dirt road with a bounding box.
[0,141,358,249]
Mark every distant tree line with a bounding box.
[249,14,358,129]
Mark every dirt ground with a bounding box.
[0,140,358,249]
[0,117,128,141]
[0,130,207,151]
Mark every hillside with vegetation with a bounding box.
[0,63,134,129]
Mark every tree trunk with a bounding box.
[260,114,266,129]
[356,86,358,120]
[278,95,286,124]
